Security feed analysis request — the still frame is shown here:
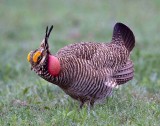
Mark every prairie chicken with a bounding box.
[27,23,135,108]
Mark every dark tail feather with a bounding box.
[111,22,135,52]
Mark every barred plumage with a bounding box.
[27,22,135,108]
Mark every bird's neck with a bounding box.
[48,55,61,76]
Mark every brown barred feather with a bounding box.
[29,22,135,108]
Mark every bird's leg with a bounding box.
[90,100,95,108]
[79,101,85,109]
[87,100,94,116]
[87,102,92,117]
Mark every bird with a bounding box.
[27,22,135,108]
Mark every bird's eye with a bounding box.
[27,52,31,62]
[33,51,42,63]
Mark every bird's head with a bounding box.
[27,26,60,76]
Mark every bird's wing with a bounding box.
[56,42,100,60]
[90,44,129,71]
[57,42,129,73]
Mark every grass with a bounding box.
[0,0,160,125]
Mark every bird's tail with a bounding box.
[111,23,135,52]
